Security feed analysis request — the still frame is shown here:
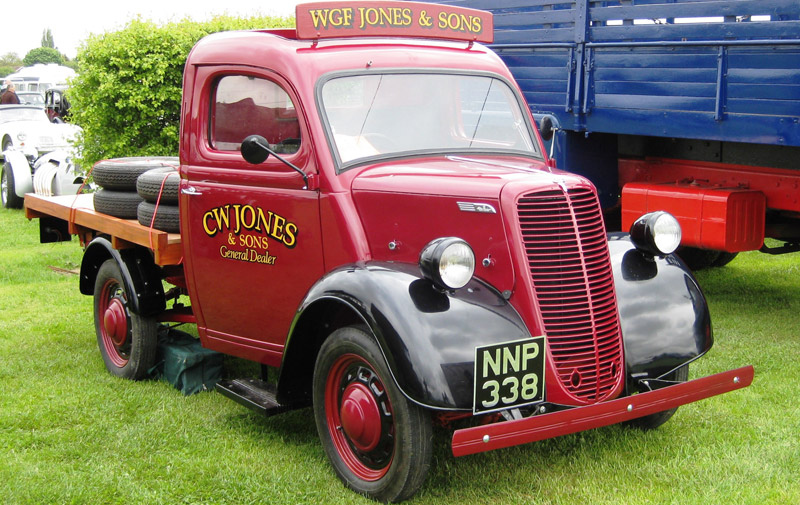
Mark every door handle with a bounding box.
[181,186,203,196]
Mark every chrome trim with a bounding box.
[457,201,497,214]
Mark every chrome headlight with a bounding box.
[419,237,475,290]
[16,132,27,141]
[629,211,682,256]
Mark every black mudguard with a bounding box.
[79,237,166,316]
[289,262,532,411]
[608,233,713,391]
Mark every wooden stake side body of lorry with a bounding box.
[24,3,753,502]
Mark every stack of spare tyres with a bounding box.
[92,157,181,233]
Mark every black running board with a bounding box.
[216,378,293,417]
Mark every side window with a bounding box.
[210,75,301,154]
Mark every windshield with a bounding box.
[19,93,45,105]
[0,107,50,123]
[320,73,538,168]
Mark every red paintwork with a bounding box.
[325,353,393,480]
[619,157,800,213]
[178,28,543,364]
[340,382,383,452]
[98,279,129,368]
[104,299,127,347]
[621,182,767,252]
[452,365,754,457]
[352,156,626,406]
[514,186,624,405]
[296,2,493,43]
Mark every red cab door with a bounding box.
[181,67,323,365]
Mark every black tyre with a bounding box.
[92,157,178,191]
[136,166,180,204]
[676,247,721,270]
[626,365,689,430]
[677,247,740,270]
[712,251,739,268]
[93,259,158,380]
[137,201,180,233]
[1,162,23,209]
[93,189,143,219]
[313,326,432,503]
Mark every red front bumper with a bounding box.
[452,365,754,457]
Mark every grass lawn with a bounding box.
[0,205,797,504]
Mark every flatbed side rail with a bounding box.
[24,193,183,266]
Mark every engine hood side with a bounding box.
[351,155,587,296]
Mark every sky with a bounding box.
[3,0,302,60]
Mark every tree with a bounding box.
[42,29,55,49]
[0,52,22,67]
[0,52,22,77]
[23,47,63,66]
[69,14,293,167]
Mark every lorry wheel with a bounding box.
[1,163,23,209]
[93,259,158,380]
[625,365,689,430]
[313,326,432,503]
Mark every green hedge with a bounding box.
[69,15,293,168]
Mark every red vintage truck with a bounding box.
[24,2,753,502]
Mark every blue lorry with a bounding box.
[430,0,800,268]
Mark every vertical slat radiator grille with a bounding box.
[517,187,623,402]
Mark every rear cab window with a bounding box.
[210,75,301,155]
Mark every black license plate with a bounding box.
[473,336,545,414]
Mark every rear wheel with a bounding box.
[626,365,689,430]
[1,163,23,209]
[313,326,432,502]
[93,259,157,380]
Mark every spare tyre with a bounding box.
[92,157,178,191]
[137,201,180,233]
[136,166,180,204]
[93,189,144,219]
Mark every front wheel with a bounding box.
[313,326,432,503]
[93,259,158,380]
[1,163,23,209]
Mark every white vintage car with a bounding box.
[0,104,80,154]
[1,104,83,208]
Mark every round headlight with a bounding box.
[16,132,27,141]
[419,237,475,290]
[629,211,682,256]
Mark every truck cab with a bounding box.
[24,3,752,502]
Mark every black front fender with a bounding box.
[287,262,531,411]
[609,233,713,390]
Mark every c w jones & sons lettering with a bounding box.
[202,204,300,266]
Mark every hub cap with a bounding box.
[325,354,394,480]
[98,279,131,367]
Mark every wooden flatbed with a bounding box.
[24,193,183,266]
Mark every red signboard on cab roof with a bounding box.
[296,1,494,43]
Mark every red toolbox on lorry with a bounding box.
[621,182,766,252]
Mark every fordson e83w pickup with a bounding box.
[24,2,753,502]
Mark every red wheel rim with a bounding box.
[325,353,394,481]
[98,278,131,368]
